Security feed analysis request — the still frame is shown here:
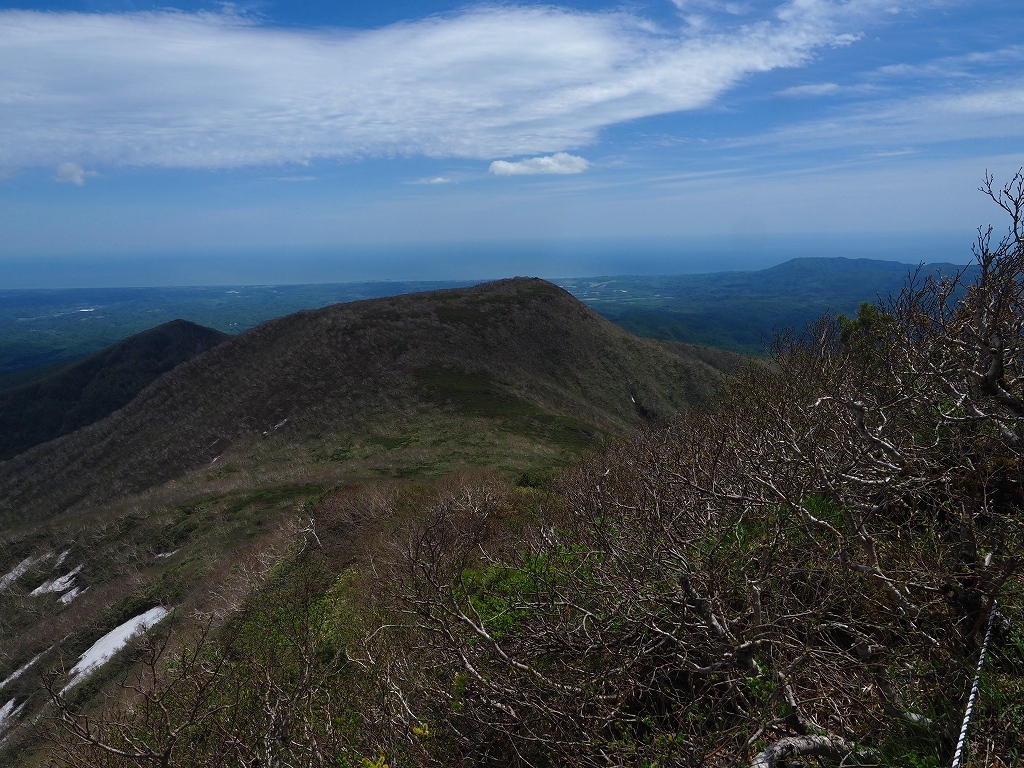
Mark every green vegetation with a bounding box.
[0,319,228,460]
[0,257,963,387]
[13,259,1019,765]
[0,281,477,378]
[0,176,1020,767]
[0,277,734,525]
[0,274,739,763]
[413,365,598,450]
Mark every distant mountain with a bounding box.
[0,319,229,461]
[0,278,743,523]
[558,257,971,353]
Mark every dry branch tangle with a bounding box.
[386,172,1024,766]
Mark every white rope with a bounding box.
[950,600,998,768]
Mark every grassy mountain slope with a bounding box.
[4,251,1020,767]
[0,320,229,461]
[0,278,742,525]
[0,277,746,760]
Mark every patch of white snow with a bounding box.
[55,549,71,567]
[63,606,170,691]
[0,698,24,735]
[0,554,51,591]
[31,564,83,595]
[59,587,86,604]
[0,653,44,692]
[155,550,178,559]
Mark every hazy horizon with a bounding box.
[0,232,976,290]
[1,0,1020,288]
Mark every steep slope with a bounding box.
[0,320,230,460]
[0,278,739,524]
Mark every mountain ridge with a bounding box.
[0,257,971,380]
[0,319,229,461]
[0,277,743,525]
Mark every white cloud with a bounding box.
[732,83,1024,151]
[670,0,751,15]
[831,32,863,46]
[940,87,1024,117]
[408,176,455,184]
[490,152,590,176]
[779,82,841,97]
[867,148,916,158]
[0,3,877,170]
[54,161,95,185]
[876,46,1024,80]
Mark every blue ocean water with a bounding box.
[0,233,971,289]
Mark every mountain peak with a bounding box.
[0,278,740,522]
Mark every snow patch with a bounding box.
[63,606,170,690]
[0,554,52,591]
[155,550,178,559]
[0,653,44,692]
[0,698,24,735]
[60,587,86,604]
[31,564,83,595]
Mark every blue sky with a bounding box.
[1,0,1022,286]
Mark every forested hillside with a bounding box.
[0,257,966,386]
[0,279,740,525]
[0,276,747,765]
[0,320,228,460]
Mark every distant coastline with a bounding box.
[0,232,972,290]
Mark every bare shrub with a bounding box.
[382,172,1024,767]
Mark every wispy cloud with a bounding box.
[54,162,96,185]
[938,86,1024,117]
[670,0,752,17]
[737,83,1024,150]
[0,2,885,170]
[490,153,590,176]
[779,82,841,97]
[875,46,1024,80]
[408,176,456,185]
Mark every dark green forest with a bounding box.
[0,320,228,460]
